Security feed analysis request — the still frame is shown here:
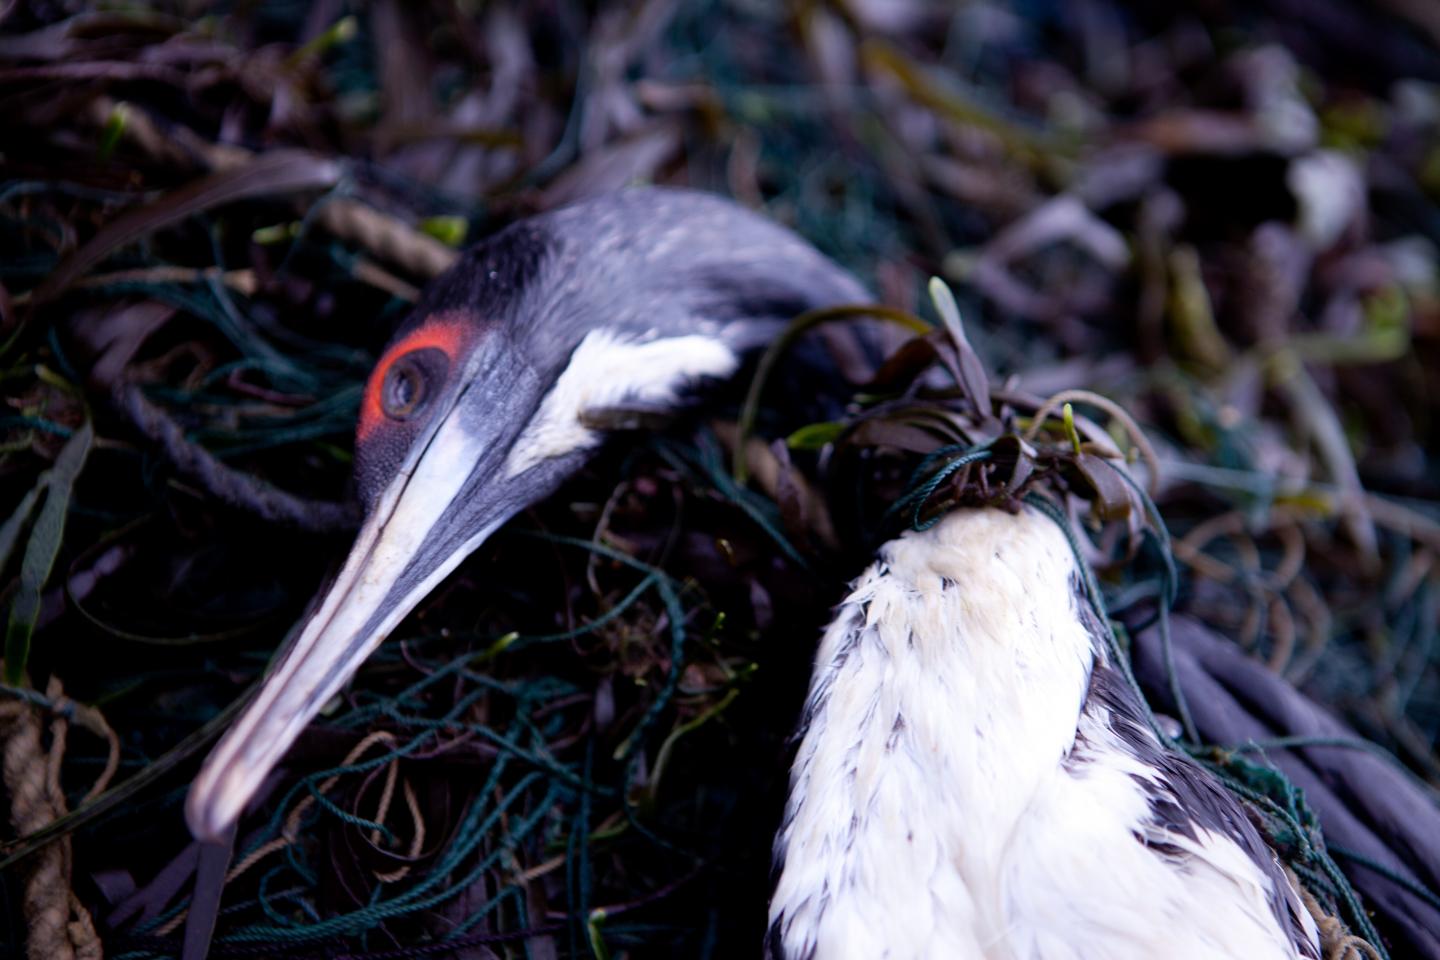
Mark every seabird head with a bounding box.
[185,187,868,840]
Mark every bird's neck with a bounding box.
[770,507,1099,954]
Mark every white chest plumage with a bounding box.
[767,507,1318,960]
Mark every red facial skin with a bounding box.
[357,313,470,442]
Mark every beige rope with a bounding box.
[1,678,112,960]
[155,729,419,936]
[1290,868,1384,960]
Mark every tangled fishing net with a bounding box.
[2,1,1439,958]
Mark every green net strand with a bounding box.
[1099,458,1198,746]
[888,443,994,531]
[1330,845,1440,914]
[654,432,812,571]
[161,527,709,952]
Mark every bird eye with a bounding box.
[381,353,431,420]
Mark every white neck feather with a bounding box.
[504,328,738,477]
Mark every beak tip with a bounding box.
[185,773,237,842]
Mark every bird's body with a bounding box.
[767,506,1319,960]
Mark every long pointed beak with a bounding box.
[186,402,509,841]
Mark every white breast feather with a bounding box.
[768,506,1314,960]
[504,328,738,477]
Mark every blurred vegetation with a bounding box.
[1,0,1439,957]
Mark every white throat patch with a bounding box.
[504,328,739,477]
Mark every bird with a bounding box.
[185,186,870,841]
[186,187,1322,959]
[764,506,1320,960]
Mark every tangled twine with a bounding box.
[152,730,425,937]
[1288,868,1385,960]
[1,677,119,960]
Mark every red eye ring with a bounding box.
[358,314,469,441]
